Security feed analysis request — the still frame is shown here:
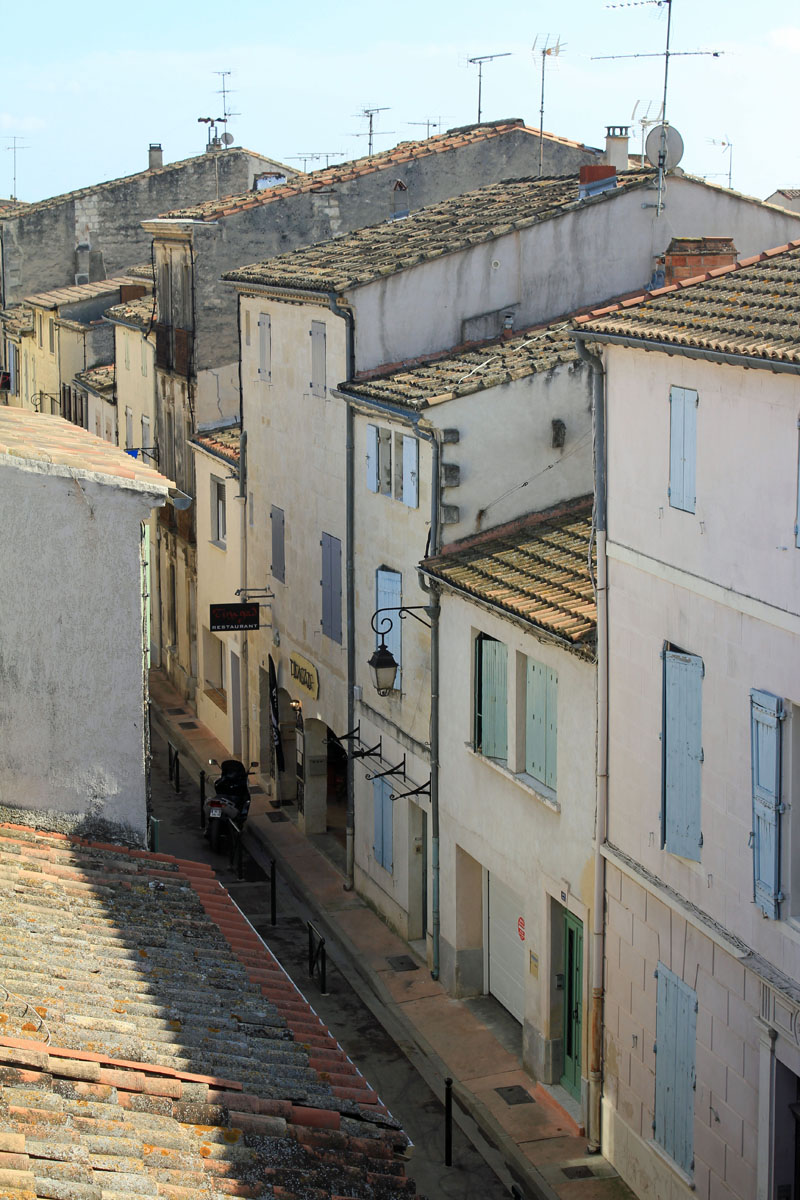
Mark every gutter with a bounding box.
[573,328,800,377]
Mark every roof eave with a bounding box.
[573,328,800,375]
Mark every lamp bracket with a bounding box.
[370,604,433,639]
[365,756,406,783]
[325,722,361,746]
[236,587,275,600]
[390,776,431,801]
[352,737,382,761]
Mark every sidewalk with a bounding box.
[149,669,634,1200]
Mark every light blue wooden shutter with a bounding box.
[258,314,271,379]
[376,568,402,687]
[402,435,419,508]
[366,425,379,492]
[669,387,697,513]
[751,689,784,918]
[271,506,285,583]
[320,533,342,643]
[545,668,557,789]
[373,778,393,870]
[526,660,557,789]
[311,320,326,397]
[795,422,800,548]
[654,962,696,1175]
[481,639,507,760]
[663,650,703,860]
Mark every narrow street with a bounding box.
[149,728,514,1200]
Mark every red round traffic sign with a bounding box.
[517,917,525,942]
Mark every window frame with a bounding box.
[474,633,508,763]
[310,320,326,397]
[373,777,393,872]
[525,656,557,793]
[661,644,703,861]
[211,476,227,548]
[321,531,342,643]
[654,961,696,1177]
[271,505,285,583]
[668,385,698,514]
[376,567,402,691]
[751,689,785,919]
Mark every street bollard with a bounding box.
[270,858,277,926]
[199,771,206,829]
[149,816,160,852]
[445,1076,453,1166]
[173,751,180,794]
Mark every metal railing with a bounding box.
[307,922,328,995]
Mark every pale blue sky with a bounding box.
[2,0,796,204]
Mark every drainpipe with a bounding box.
[238,430,249,762]
[575,334,608,1153]
[329,292,357,890]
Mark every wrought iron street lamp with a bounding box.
[368,605,433,695]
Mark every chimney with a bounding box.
[579,164,616,200]
[604,125,630,173]
[662,236,737,284]
[148,143,163,170]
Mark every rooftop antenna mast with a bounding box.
[214,70,239,147]
[354,107,392,157]
[468,53,511,124]
[631,99,663,166]
[532,36,565,177]
[3,136,29,201]
[408,118,444,138]
[709,137,733,189]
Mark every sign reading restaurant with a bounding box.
[290,652,319,699]
[209,602,260,632]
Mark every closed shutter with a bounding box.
[487,875,526,1023]
[376,568,402,687]
[366,424,379,492]
[669,387,697,513]
[751,689,784,918]
[258,314,271,380]
[663,650,703,860]
[311,321,326,397]
[321,533,342,643]
[402,435,419,508]
[271,506,285,584]
[373,778,393,870]
[654,962,696,1175]
[795,423,800,549]
[480,638,507,760]
[526,659,557,789]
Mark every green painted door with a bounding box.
[562,911,583,1100]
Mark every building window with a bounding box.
[244,308,251,347]
[321,532,342,643]
[48,319,55,355]
[125,407,134,450]
[258,313,271,381]
[141,415,153,463]
[662,646,703,861]
[310,320,326,397]
[474,634,507,762]
[124,337,131,371]
[211,477,227,547]
[271,505,285,583]
[203,629,227,711]
[525,657,557,792]
[366,424,419,507]
[373,777,393,872]
[751,689,784,919]
[37,313,43,347]
[376,567,402,690]
[654,962,696,1176]
[141,339,148,377]
[668,386,697,513]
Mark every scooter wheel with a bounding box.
[209,820,221,853]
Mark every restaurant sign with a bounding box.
[290,652,319,699]
[210,602,260,632]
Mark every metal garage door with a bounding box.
[487,874,526,1023]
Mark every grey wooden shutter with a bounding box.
[321,532,342,643]
[663,650,703,860]
[373,778,393,870]
[376,568,402,687]
[480,638,507,760]
[654,962,696,1175]
[366,425,379,492]
[311,321,326,397]
[669,387,697,513]
[751,689,784,918]
[258,314,271,380]
[271,506,285,583]
[402,435,419,508]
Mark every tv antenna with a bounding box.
[708,137,733,189]
[289,152,343,172]
[631,99,663,166]
[353,107,392,157]
[3,136,29,201]
[467,53,511,124]
[532,36,565,177]
[197,116,228,150]
[593,0,722,215]
[214,70,240,144]
[408,118,444,138]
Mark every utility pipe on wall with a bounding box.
[238,429,250,763]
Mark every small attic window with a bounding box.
[392,178,409,220]
[254,173,287,191]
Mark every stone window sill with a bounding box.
[204,686,227,714]
[467,746,560,813]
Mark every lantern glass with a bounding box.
[368,642,398,695]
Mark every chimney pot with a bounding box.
[604,125,630,173]
[148,143,163,170]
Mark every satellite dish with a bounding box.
[221,132,234,146]
[645,124,684,170]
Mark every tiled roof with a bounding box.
[774,188,800,200]
[0,303,35,338]
[0,408,172,492]
[164,119,602,223]
[75,362,115,398]
[575,240,800,363]
[422,497,596,648]
[105,293,155,331]
[223,170,653,294]
[341,321,577,409]
[0,824,414,1199]
[191,423,241,466]
[124,261,156,281]
[23,275,141,311]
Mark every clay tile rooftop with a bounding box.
[191,422,241,467]
[104,293,154,330]
[0,823,415,1199]
[575,239,800,363]
[0,408,173,492]
[422,496,596,651]
[22,275,145,312]
[74,362,115,399]
[221,169,653,295]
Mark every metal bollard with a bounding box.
[199,771,206,829]
[445,1076,453,1166]
[270,858,277,926]
[149,816,160,852]
[173,751,180,794]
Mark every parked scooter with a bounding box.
[205,758,258,853]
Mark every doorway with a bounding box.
[561,909,583,1100]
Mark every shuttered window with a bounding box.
[401,435,419,508]
[311,321,326,397]
[526,658,557,791]
[271,506,285,584]
[795,421,800,549]
[662,648,703,861]
[258,314,271,380]
[366,424,379,492]
[376,568,402,689]
[668,386,697,513]
[474,635,507,762]
[751,689,784,918]
[373,777,393,871]
[654,962,696,1176]
[321,532,342,643]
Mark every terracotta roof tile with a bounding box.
[423,497,596,649]
[191,423,241,467]
[222,170,653,294]
[22,275,143,311]
[0,303,34,338]
[575,240,800,362]
[104,294,155,331]
[74,362,115,398]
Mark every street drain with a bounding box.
[495,1085,535,1106]
[386,955,419,972]
[179,720,198,729]
[266,811,288,823]
[562,1166,594,1180]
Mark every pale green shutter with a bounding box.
[526,659,557,789]
[481,639,507,760]
[545,667,558,790]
